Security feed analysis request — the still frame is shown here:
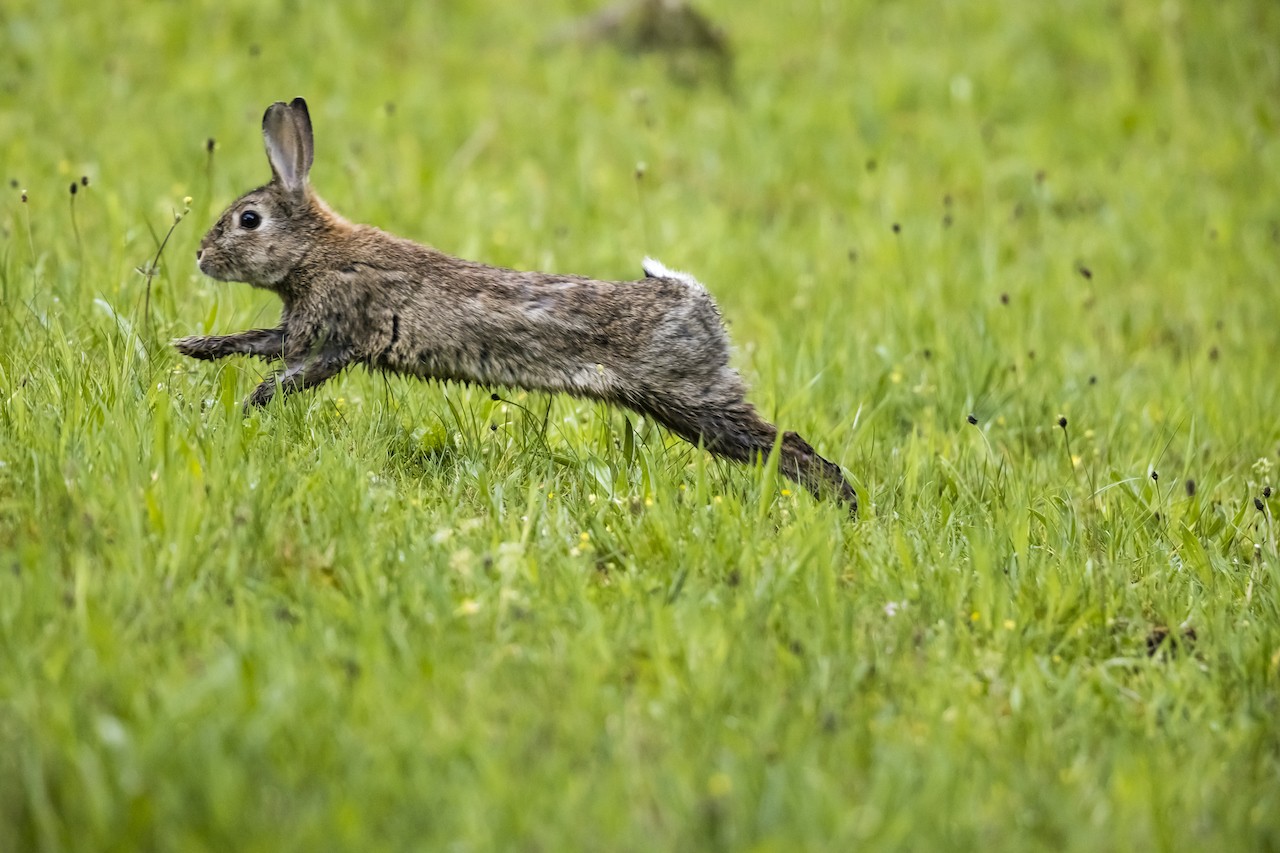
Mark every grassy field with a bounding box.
[2,0,1279,849]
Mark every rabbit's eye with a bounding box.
[239,210,261,230]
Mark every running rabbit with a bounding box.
[175,98,856,512]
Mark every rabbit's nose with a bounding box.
[196,249,203,261]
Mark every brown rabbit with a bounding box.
[175,98,856,513]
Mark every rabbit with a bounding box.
[175,98,856,513]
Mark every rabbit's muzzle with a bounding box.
[195,246,215,278]
[195,244,236,282]
[194,234,240,282]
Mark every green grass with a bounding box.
[2,0,1280,849]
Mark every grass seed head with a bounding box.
[1186,479,1196,496]
[892,222,900,233]
[80,175,89,186]
[1265,486,1272,498]
[1057,415,1068,428]
[1079,266,1092,279]
[1151,470,1158,482]
[967,414,978,425]
[1255,497,1265,511]
[69,182,77,195]
[206,137,215,153]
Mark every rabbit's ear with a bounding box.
[287,98,315,175]
[262,99,314,195]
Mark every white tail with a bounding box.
[642,256,704,290]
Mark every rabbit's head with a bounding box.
[197,98,332,291]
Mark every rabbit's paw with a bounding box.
[173,336,222,360]
[244,379,278,409]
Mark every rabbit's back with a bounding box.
[320,238,734,404]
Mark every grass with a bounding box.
[2,0,1279,849]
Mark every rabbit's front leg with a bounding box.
[244,374,280,409]
[243,344,351,410]
[174,327,285,361]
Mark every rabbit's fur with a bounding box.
[176,98,856,512]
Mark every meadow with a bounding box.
[1,0,1279,850]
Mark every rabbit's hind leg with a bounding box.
[776,429,858,513]
[652,397,857,515]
